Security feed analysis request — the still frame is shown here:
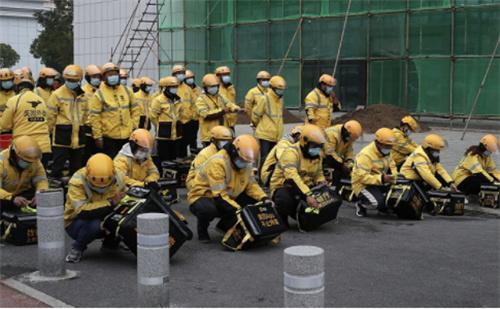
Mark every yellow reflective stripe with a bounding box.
[210,183,226,191]
[32,175,48,184]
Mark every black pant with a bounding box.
[41,153,51,170]
[178,124,189,159]
[102,137,128,159]
[84,135,97,165]
[273,186,304,225]
[51,146,85,178]
[457,173,493,195]
[259,139,276,174]
[323,157,351,193]
[157,139,178,161]
[357,185,388,211]
[184,120,199,151]
[189,194,258,235]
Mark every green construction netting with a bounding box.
[369,13,406,58]
[368,60,406,107]
[185,28,207,61]
[370,0,406,12]
[302,0,368,16]
[236,23,269,60]
[208,0,234,25]
[184,0,207,27]
[158,0,183,29]
[236,0,269,23]
[409,11,451,55]
[209,26,233,61]
[270,20,301,60]
[409,0,451,9]
[270,0,301,20]
[454,6,500,55]
[159,30,185,63]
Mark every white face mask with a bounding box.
[324,86,334,95]
[221,75,231,84]
[207,86,219,95]
[260,80,270,88]
[216,140,229,149]
[89,184,111,194]
[134,150,149,161]
[430,150,440,159]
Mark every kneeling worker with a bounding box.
[352,128,398,217]
[114,129,160,188]
[64,153,126,263]
[185,125,233,190]
[0,136,48,208]
[270,124,327,226]
[188,135,271,242]
[391,116,419,170]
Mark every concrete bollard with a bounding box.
[36,189,66,277]
[137,213,169,307]
[284,245,325,308]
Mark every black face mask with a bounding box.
[341,126,351,143]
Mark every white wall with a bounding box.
[73,0,159,81]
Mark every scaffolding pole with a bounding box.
[277,18,303,76]
[332,0,352,78]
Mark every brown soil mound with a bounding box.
[334,104,430,133]
[237,108,302,124]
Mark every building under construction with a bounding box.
[74,0,500,117]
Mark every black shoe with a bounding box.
[198,230,211,243]
[356,203,367,217]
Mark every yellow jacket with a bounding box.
[35,87,52,103]
[195,93,239,143]
[134,89,152,129]
[0,89,51,153]
[352,142,397,195]
[0,89,15,120]
[244,84,267,117]
[260,137,294,186]
[187,149,267,208]
[219,84,238,127]
[188,85,202,121]
[150,93,182,140]
[252,91,284,142]
[177,83,196,124]
[0,148,48,200]
[391,128,418,166]
[400,146,452,189]
[452,152,500,185]
[64,168,126,226]
[270,142,326,196]
[88,83,140,140]
[304,88,334,129]
[46,85,88,149]
[186,143,218,190]
[113,143,159,187]
[82,83,97,130]
[324,124,354,164]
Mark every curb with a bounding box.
[1,277,73,308]
[464,205,500,218]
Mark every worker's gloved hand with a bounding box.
[13,196,30,207]
[146,181,160,192]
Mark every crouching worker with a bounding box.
[114,129,160,188]
[271,124,327,227]
[188,135,270,242]
[0,136,48,210]
[323,120,362,191]
[391,116,419,170]
[453,134,500,195]
[64,153,126,263]
[352,128,398,217]
[401,134,454,191]
[185,125,233,190]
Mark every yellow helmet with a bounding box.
[344,120,363,140]
[233,134,259,163]
[270,75,286,90]
[422,134,447,150]
[202,73,220,87]
[85,64,101,76]
[119,69,129,79]
[86,153,115,188]
[101,63,119,74]
[318,74,336,87]
[375,128,396,146]
[300,124,327,147]
[291,125,303,137]
[130,128,154,150]
[0,68,14,81]
[185,70,195,79]
[210,126,233,140]
[215,66,231,75]
[159,76,179,88]
[12,136,42,163]
[63,64,83,80]
[141,76,154,86]
[14,70,35,86]
[172,64,186,74]
[20,66,32,77]
[38,67,58,79]
[256,70,271,80]
[132,78,142,88]
[480,134,499,154]
[401,115,418,132]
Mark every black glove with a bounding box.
[146,181,160,192]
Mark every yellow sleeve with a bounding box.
[88,92,103,139]
[280,148,312,195]
[0,162,13,200]
[46,93,59,133]
[324,134,343,163]
[436,163,453,184]
[144,159,160,183]
[413,156,443,189]
[345,145,354,162]
[129,94,141,129]
[390,159,398,176]
[314,159,326,183]
[355,154,383,186]
[485,157,500,181]
[206,160,240,209]
[251,96,266,127]
[463,155,494,182]
[33,161,49,191]
[0,97,15,131]
[113,156,144,187]
[196,97,223,119]
[244,89,255,116]
[304,93,317,121]
[227,101,240,112]
[150,98,161,125]
[245,168,267,201]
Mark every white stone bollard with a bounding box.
[284,245,325,308]
[137,213,170,307]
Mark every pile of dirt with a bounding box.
[236,108,302,124]
[334,104,431,133]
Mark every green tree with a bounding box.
[0,43,20,68]
[30,0,73,72]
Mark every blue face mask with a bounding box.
[325,86,334,95]
[120,78,127,86]
[308,147,321,157]
[185,78,194,85]
[379,147,391,156]
[168,87,178,95]
[234,158,248,169]
[260,80,270,88]
[221,75,231,84]
[145,86,152,93]
[107,75,120,86]
[274,88,284,97]
[1,80,13,90]
[483,150,491,157]
[176,73,185,82]
[66,81,80,90]
[90,78,101,87]
[46,78,54,86]
[207,86,219,95]
[17,159,31,170]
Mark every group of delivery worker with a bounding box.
[0,63,499,263]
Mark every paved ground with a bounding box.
[1,124,499,307]
[0,283,48,307]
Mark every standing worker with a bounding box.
[81,64,102,163]
[0,71,51,167]
[185,69,202,152]
[304,74,340,129]
[0,68,16,119]
[391,116,419,170]
[35,67,58,103]
[88,62,140,158]
[252,75,285,172]
[134,76,154,130]
[215,66,240,131]
[244,71,270,118]
[46,64,88,178]
[172,65,195,158]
